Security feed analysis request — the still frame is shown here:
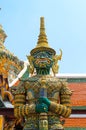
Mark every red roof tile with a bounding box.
[68,83,86,106]
[63,118,86,127]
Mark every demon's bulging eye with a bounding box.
[33,51,53,60]
[36,55,40,58]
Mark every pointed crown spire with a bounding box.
[37,17,48,46]
[30,17,56,55]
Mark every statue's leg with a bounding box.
[49,124,64,130]
[49,115,64,130]
[23,125,38,130]
[23,123,38,130]
[23,116,38,130]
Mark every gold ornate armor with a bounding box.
[14,17,72,130]
[14,75,71,130]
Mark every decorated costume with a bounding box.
[14,17,72,130]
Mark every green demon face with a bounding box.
[33,51,53,69]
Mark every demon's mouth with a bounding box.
[35,58,51,64]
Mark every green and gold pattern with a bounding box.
[14,17,72,130]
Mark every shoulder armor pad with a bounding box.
[14,86,25,95]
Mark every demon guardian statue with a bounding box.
[14,17,72,130]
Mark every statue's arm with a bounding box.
[49,81,72,118]
[14,85,36,118]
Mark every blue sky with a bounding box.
[0,0,86,73]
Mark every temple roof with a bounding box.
[69,82,86,107]
[0,25,24,81]
[64,118,86,128]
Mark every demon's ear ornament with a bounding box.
[52,49,62,76]
[27,55,34,76]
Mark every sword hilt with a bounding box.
[39,78,48,130]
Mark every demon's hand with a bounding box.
[35,103,48,113]
[39,97,51,107]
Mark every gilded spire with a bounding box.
[40,17,46,35]
[36,17,49,47]
[30,17,56,55]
